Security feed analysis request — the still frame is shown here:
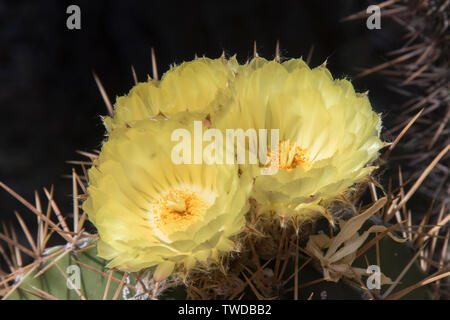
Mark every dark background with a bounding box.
[0,1,402,229]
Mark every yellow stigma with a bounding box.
[149,190,209,239]
[270,140,312,171]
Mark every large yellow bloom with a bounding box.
[83,114,252,279]
[86,54,383,279]
[212,57,383,219]
[103,80,159,132]
[103,57,237,132]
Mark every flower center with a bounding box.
[269,140,312,171]
[149,189,209,239]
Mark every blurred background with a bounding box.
[0,1,405,228]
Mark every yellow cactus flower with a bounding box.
[83,114,252,279]
[155,57,237,117]
[103,80,159,132]
[87,54,383,277]
[103,56,238,132]
[212,57,383,219]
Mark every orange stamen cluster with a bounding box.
[269,140,312,171]
[150,190,208,234]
